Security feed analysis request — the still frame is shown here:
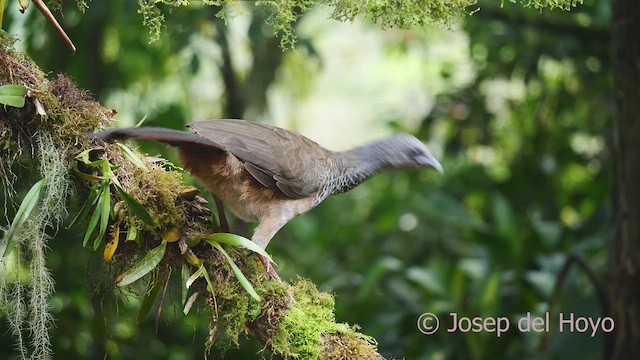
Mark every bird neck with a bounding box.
[330,141,392,195]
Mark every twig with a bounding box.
[32,0,76,53]
[541,252,612,359]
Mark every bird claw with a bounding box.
[259,254,296,303]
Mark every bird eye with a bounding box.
[409,148,423,158]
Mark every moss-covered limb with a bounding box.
[133,0,581,49]
[137,0,473,48]
[0,32,384,359]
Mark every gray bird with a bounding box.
[94,119,443,280]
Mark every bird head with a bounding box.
[381,134,443,173]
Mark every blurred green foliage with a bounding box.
[1,0,610,359]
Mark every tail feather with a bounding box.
[91,127,221,149]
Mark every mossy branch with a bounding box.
[0,32,383,359]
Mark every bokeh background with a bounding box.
[1,1,611,359]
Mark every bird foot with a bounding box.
[259,254,296,303]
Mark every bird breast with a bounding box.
[179,149,316,223]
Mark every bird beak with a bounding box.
[419,154,444,174]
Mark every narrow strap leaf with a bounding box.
[93,182,111,250]
[67,183,100,229]
[115,184,155,227]
[211,242,260,302]
[204,233,273,264]
[3,179,44,257]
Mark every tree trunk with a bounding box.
[610,0,640,358]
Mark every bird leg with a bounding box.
[252,220,290,284]
[213,195,229,233]
[212,200,293,300]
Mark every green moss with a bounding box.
[270,279,355,359]
[258,0,315,48]
[45,75,106,148]
[208,247,278,346]
[47,0,90,13]
[0,31,18,50]
[123,162,184,230]
[1,32,384,358]
[330,0,475,30]
[514,0,582,11]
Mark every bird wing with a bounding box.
[188,120,331,199]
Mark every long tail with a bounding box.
[91,127,221,149]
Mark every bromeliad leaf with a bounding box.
[0,84,28,108]
[204,233,273,264]
[3,179,44,257]
[116,241,167,286]
[210,242,260,301]
[115,184,155,227]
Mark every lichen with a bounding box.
[0,32,106,359]
[0,132,72,359]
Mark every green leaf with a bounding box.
[136,276,164,324]
[81,181,108,249]
[210,242,260,301]
[135,114,148,127]
[100,160,121,188]
[67,184,100,229]
[115,143,147,169]
[83,192,103,248]
[116,242,167,287]
[126,224,141,245]
[186,266,203,289]
[115,184,155,227]
[93,182,111,250]
[72,169,109,182]
[186,264,215,294]
[74,148,103,166]
[204,233,273,264]
[3,179,44,257]
[0,84,28,108]
[200,265,215,294]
